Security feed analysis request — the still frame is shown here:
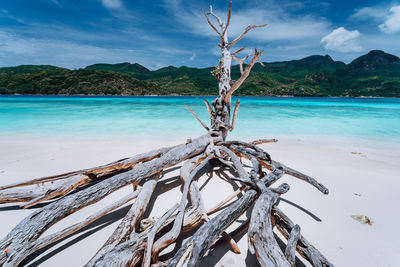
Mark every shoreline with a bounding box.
[1,133,399,266]
[1,94,399,99]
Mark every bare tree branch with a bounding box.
[222,1,232,37]
[204,13,223,41]
[228,24,267,48]
[232,53,254,75]
[204,5,227,44]
[230,98,240,131]
[203,99,213,118]
[207,5,224,29]
[225,49,264,101]
[185,105,210,131]
[232,46,246,56]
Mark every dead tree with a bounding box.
[0,2,333,266]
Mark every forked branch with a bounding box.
[228,24,267,48]
[225,48,264,101]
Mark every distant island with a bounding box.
[0,50,399,97]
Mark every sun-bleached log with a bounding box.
[272,207,334,267]
[227,143,329,194]
[210,218,249,250]
[167,167,284,267]
[248,187,290,267]
[86,181,206,267]
[88,174,160,264]
[142,203,179,267]
[167,187,258,267]
[151,154,214,261]
[262,160,329,194]
[179,156,207,232]
[206,185,246,215]
[0,135,210,266]
[86,156,210,267]
[285,224,301,266]
[3,190,141,266]
[0,145,175,207]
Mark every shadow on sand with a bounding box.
[8,164,319,266]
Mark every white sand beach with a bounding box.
[1,133,399,266]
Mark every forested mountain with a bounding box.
[0,50,399,97]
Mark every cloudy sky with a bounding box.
[0,0,399,69]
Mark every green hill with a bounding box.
[348,50,400,70]
[0,50,399,97]
[0,69,157,95]
[85,62,150,79]
[0,65,66,74]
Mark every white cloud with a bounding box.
[163,2,331,43]
[0,29,196,69]
[350,6,388,21]
[0,30,142,68]
[321,27,364,53]
[189,53,196,61]
[379,6,400,33]
[351,4,400,34]
[100,0,122,9]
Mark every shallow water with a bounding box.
[0,95,399,140]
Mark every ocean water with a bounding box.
[0,95,399,140]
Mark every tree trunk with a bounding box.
[0,3,333,267]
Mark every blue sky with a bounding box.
[0,0,399,69]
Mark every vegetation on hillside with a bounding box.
[0,50,399,97]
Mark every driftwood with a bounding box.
[0,2,333,267]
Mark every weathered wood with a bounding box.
[86,180,206,267]
[0,3,333,266]
[0,135,209,266]
[210,218,250,250]
[151,154,214,261]
[228,24,267,48]
[204,99,213,120]
[230,98,240,131]
[142,204,179,267]
[88,174,160,264]
[248,188,291,267]
[180,156,207,232]
[3,190,141,266]
[218,146,249,180]
[227,143,329,194]
[86,156,210,267]
[0,145,175,206]
[225,48,264,101]
[272,207,334,267]
[167,188,258,267]
[206,185,246,215]
[285,224,301,266]
[165,153,284,267]
[251,138,278,145]
[263,160,329,194]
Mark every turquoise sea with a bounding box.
[0,96,399,140]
